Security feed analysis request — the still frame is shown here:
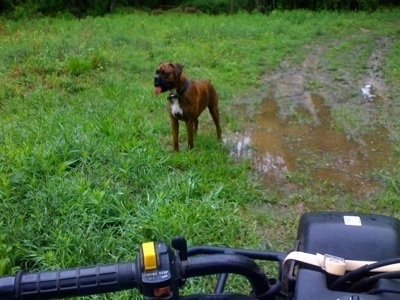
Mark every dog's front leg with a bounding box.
[170,117,180,151]
[186,120,195,150]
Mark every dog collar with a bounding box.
[168,93,179,100]
[168,80,190,101]
[178,79,190,96]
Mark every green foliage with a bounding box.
[65,57,94,75]
[1,0,112,18]
[0,230,12,275]
[1,0,398,17]
[384,40,400,88]
[182,0,252,14]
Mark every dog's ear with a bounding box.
[171,63,184,78]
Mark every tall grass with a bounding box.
[1,9,400,299]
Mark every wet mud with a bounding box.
[228,94,391,196]
[227,36,397,198]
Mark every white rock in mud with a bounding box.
[361,84,375,101]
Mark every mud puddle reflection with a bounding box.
[228,94,391,197]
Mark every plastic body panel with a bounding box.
[295,269,400,300]
[296,212,400,260]
[293,212,400,299]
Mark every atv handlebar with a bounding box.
[3,212,400,299]
[0,263,138,300]
[0,237,284,300]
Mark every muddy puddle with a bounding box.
[227,93,392,197]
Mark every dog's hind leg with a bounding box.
[208,105,222,140]
[194,119,199,134]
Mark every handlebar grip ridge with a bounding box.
[0,262,138,300]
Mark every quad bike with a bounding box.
[1,211,400,299]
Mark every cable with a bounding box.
[368,288,400,295]
[330,257,400,291]
[349,271,400,292]
[14,269,24,299]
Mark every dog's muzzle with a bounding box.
[154,74,174,93]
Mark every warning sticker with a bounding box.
[343,216,362,226]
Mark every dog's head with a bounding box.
[154,62,183,95]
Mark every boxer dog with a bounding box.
[154,62,222,151]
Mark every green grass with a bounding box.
[1,9,400,299]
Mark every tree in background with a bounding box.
[0,0,396,17]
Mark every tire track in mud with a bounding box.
[227,35,398,199]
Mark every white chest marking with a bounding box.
[171,99,183,117]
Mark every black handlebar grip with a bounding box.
[0,262,138,300]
